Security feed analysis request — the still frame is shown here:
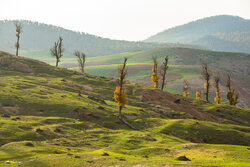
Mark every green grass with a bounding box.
[0,51,249,166]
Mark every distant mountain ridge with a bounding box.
[0,20,196,58]
[144,15,250,53]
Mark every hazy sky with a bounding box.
[0,0,250,41]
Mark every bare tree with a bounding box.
[50,36,64,67]
[160,56,169,90]
[14,22,22,56]
[202,62,212,102]
[74,51,86,73]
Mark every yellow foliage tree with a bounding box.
[202,62,212,102]
[214,76,222,104]
[226,75,239,105]
[183,80,190,97]
[151,56,159,88]
[114,86,127,108]
[196,89,202,100]
[113,58,136,129]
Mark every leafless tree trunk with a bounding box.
[14,22,22,56]
[202,62,212,102]
[50,36,64,67]
[160,56,169,90]
[74,51,86,73]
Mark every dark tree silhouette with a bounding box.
[160,56,169,90]
[202,62,212,102]
[14,22,22,56]
[74,51,86,73]
[50,36,64,67]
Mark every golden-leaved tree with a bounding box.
[202,62,212,102]
[226,74,239,105]
[214,76,222,104]
[114,58,136,129]
[183,80,190,97]
[196,89,202,100]
[151,56,159,88]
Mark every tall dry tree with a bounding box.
[114,58,136,130]
[160,56,169,90]
[226,74,239,105]
[214,76,222,104]
[202,62,212,102]
[74,51,86,73]
[14,22,22,56]
[151,56,159,88]
[50,36,64,67]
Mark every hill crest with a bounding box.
[144,15,250,53]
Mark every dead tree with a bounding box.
[114,58,136,130]
[50,36,64,67]
[160,56,169,90]
[74,51,86,73]
[14,22,22,56]
[202,62,212,102]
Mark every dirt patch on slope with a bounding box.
[9,62,34,73]
[1,106,20,115]
[135,89,224,123]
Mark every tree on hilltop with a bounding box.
[14,21,22,56]
[74,51,86,73]
[50,36,64,67]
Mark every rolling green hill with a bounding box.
[0,51,249,166]
[144,15,250,53]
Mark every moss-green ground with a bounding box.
[0,51,249,166]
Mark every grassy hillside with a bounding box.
[144,15,250,53]
[0,51,249,166]
[79,47,250,108]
